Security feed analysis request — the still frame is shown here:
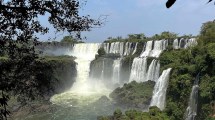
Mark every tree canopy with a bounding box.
[0,0,101,119]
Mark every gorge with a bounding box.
[15,38,196,120]
[6,34,215,120]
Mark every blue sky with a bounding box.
[38,0,215,42]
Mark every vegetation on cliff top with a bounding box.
[101,20,215,120]
[98,106,169,120]
[159,20,215,120]
[110,81,155,108]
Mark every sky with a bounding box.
[38,0,215,43]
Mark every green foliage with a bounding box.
[151,31,178,40]
[128,33,146,40]
[0,55,77,119]
[98,107,169,120]
[0,0,101,118]
[199,20,215,45]
[97,47,106,57]
[158,25,215,119]
[60,36,84,43]
[110,81,155,108]
[61,36,74,43]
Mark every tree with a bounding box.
[97,47,106,57]
[61,36,76,43]
[128,33,146,39]
[0,0,101,119]
[152,31,178,40]
[199,20,215,44]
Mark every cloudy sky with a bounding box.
[39,0,215,42]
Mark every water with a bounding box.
[146,59,160,82]
[68,43,102,94]
[173,39,179,49]
[185,85,199,120]
[48,43,115,120]
[140,41,153,57]
[173,38,197,49]
[150,68,172,110]
[103,42,137,56]
[140,40,167,58]
[129,57,148,82]
[185,74,200,120]
[112,59,121,85]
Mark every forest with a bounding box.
[1,0,215,120]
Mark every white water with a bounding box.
[132,43,138,55]
[103,42,137,56]
[185,85,199,120]
[129,57,148,82]
[173,39,179,49]
[140,40,167,58]
[184,38,198,49]
[69,43,101,93]
[150,68,172,110]
[129,58,161,82]
[51,43,112,106]
[140,41,153,57]
[146,60,160,82]
[173,38,197,49]
[112,59,121,85]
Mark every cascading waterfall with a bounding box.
[150,68,172,110]
[140,41,153,57]
[146,59,160,82]
[140,40,167,58]
[112,59,121,85]
[185,85,199,120]
[185,74,200,120]
[68,43,101,94]
[173,38,197,49]
[132,43,138,55]
[150,40,167,58]
[103,42,137,56]
[129,57,148,82]
[97,42,138,85]
[173,39,179,49]
[109,42,124,56]
[129,58,160,82]
[184,38,198,48]
[50,43,114,107]
[100,59,105,82]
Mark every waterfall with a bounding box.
[68,43,101,93]
[129,58,160,82]
[140,40,167,58]
[100,60,105,82]
[151,40,167,58]
[112,59,121,85]
[123,42,130,56]
[132,43,138,55]
[173,39,179,49]
[140,41,153,57]
[184,38,198,49]
[174,38,197,49]
[185,85,199,120]
[146,60,160,82]
[185,74,200,120]
[150,68,172,110]
[129,58,148,82]
[103,42,138,56]
[108,42,124,55]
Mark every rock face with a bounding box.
[39,56,77,96]
[90,57,114,81]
